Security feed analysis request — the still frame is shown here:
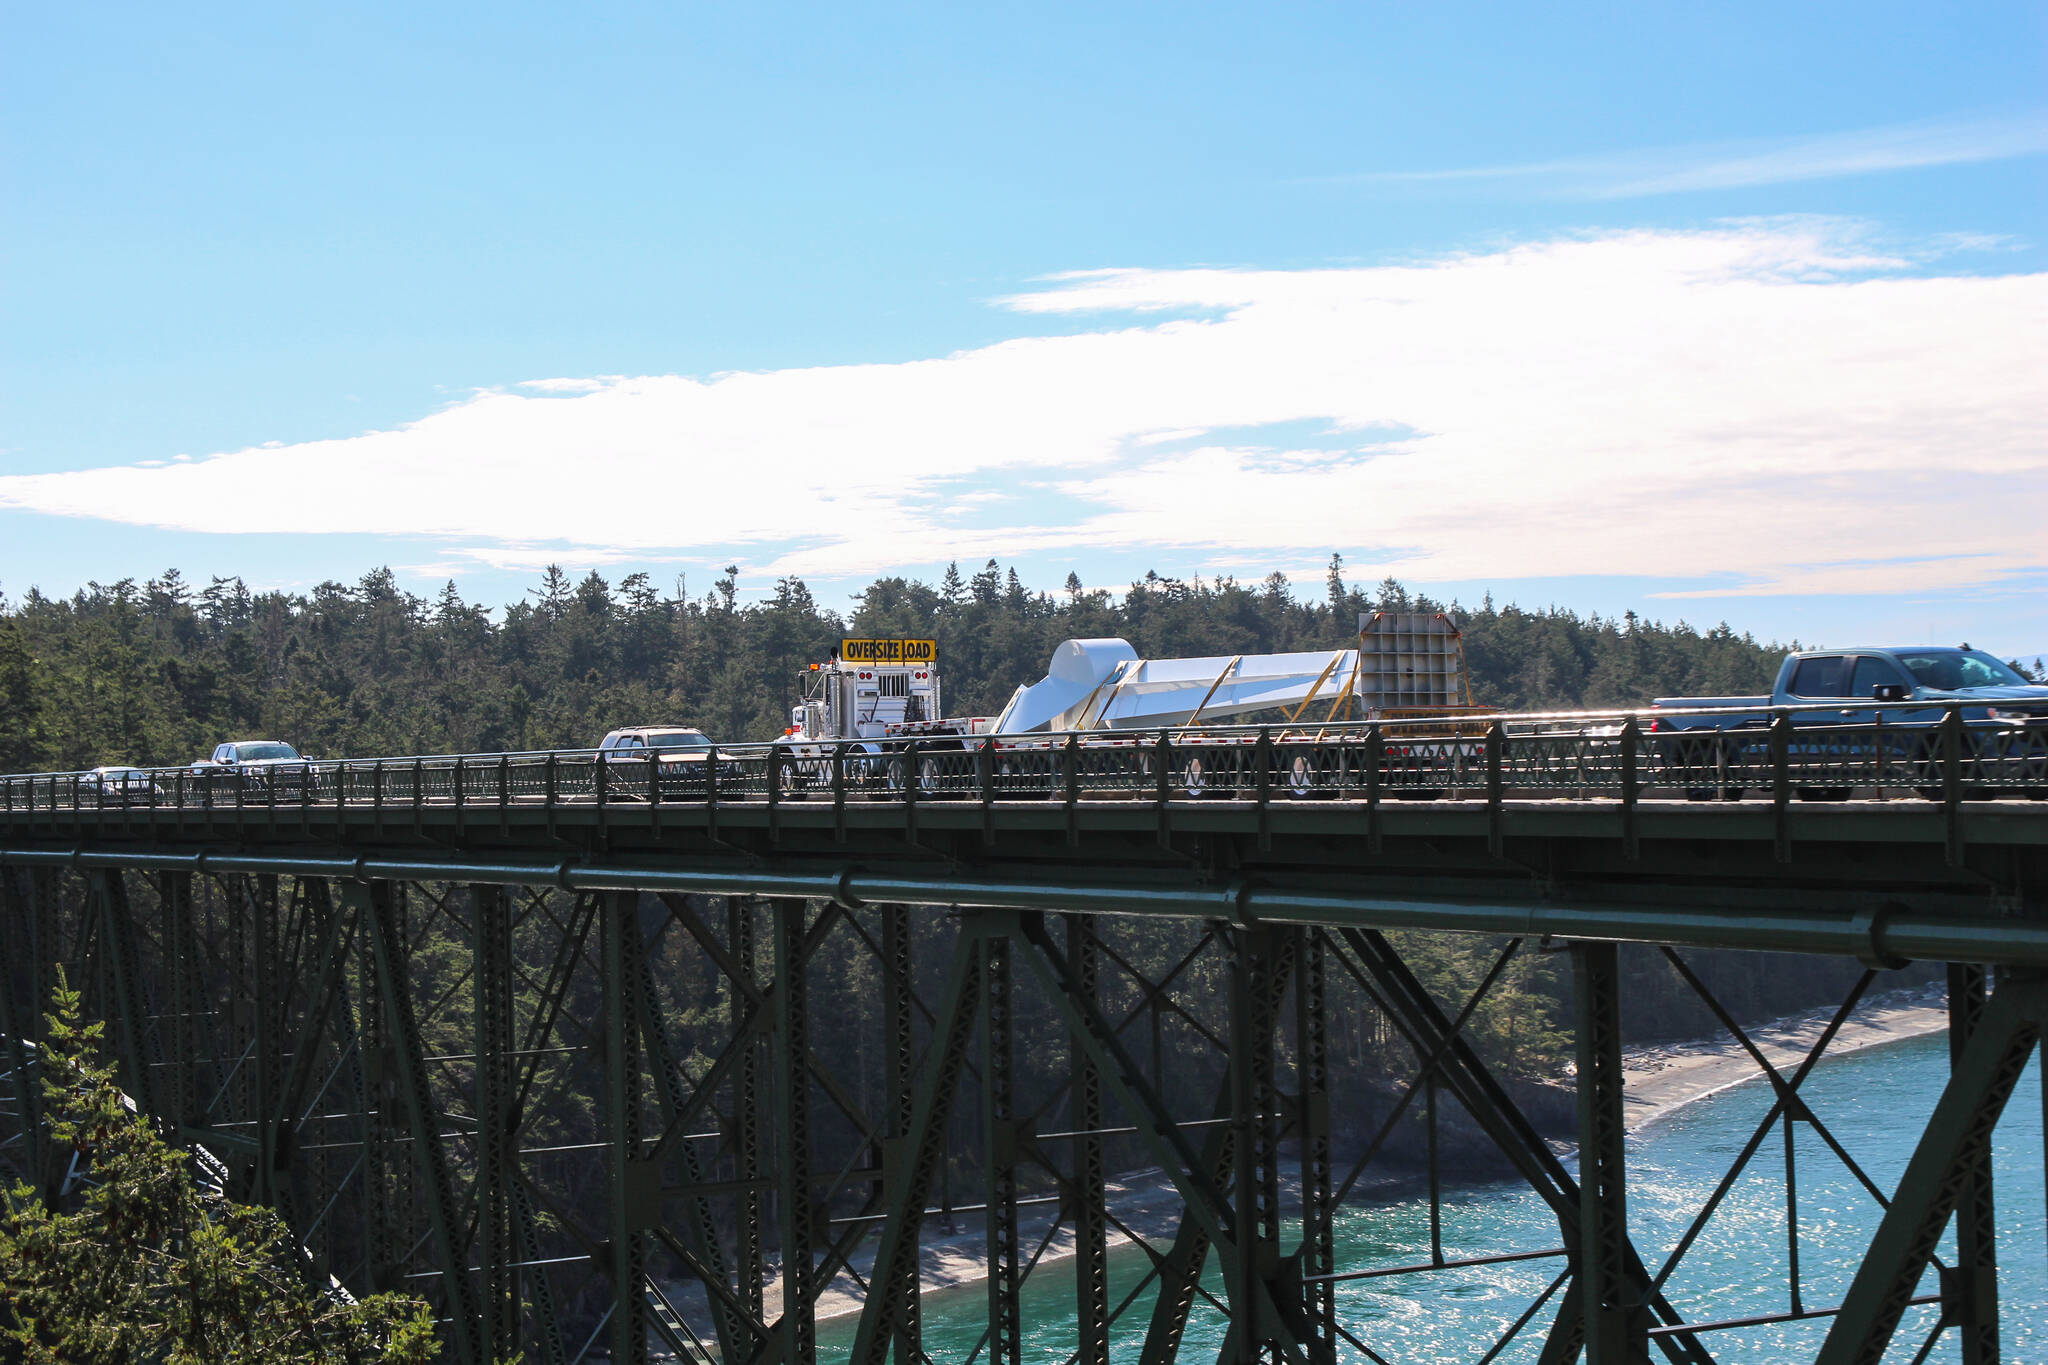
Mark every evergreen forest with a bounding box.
[0,557,1940,1171]
[0,555,1803,773]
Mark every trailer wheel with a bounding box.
[1178,753,1209,797]
[1286,752,1317,798]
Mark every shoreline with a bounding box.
[1620,983,1949,1133]
[725,986,1954,1328]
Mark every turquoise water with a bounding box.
[827,1031,2044,1362]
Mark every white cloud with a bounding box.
[1329,112,2048,199]
[1,222,2042,599]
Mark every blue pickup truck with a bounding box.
[1649,645,2048,800]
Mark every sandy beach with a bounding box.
[712,985,1954,1326]
[1619,983,1949,1133]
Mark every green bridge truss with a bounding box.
[2,713,2045,1362]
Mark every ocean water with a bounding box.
[826,1031,2045,1363]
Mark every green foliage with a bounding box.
[0,561,1785,769]
[0,970,441,1364]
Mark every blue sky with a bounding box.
[3,4,2044,657]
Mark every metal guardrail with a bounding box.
[2,702,2044,821]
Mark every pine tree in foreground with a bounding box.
[0,970,444,1364]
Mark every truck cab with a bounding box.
[1775,647,2048,721]
[776,640,992,795]
[1651,646,2047,800]
[785,639,949,744]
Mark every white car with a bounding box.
[596,727,741,797]
[190,740,321,799]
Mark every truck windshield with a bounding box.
[1893,651,2028,691]
[239,743,299,761]
[645,731,711,750]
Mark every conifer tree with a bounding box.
[0,972,442,1363]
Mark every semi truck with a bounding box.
[774,614,1491,796]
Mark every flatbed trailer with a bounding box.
[773,614,1498,797]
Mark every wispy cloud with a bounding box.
[1,222,2043,599]
[1319,112,2048,200]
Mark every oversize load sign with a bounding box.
[841,638,937,664]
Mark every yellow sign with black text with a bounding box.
[840,638,938,665]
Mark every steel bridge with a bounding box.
[2,710,2045,1363]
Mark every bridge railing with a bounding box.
[3,703,2044,817]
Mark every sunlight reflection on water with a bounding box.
[823,1031,2045,1363]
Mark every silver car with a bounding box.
[78,765,164,805]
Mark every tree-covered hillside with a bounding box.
[0,557,1937,1167]
[0,555,1788,772]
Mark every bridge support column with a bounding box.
[1067,913,1110,1365]
[631,894,743,1362]
[984,927,1021,1365]
[774,895,816,1365]
[1229,924,1286,1364]
[1009,914,1298,1365]
[472,883,518,1361]
[361,879,485,1365]
[91,868,158,1122]
[1294,926,1336,1363]
[1945,963,2000,1365]
[249,875,281,1207]
[1572,941,1646,1364]
[355,880,399,1293]
[274,877,350,1276]
[850,922,986,1365]
[602,889,650,1365]
[157,871,202,1138]
[882,902,923,1363]
[1818,973,2043,1365]
[732,896,767,1330]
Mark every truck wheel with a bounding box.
[879,756,907,798]
[917,755,946,797]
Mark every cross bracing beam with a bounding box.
[1816,976,2044,1365]
[1,860,2043,1365]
